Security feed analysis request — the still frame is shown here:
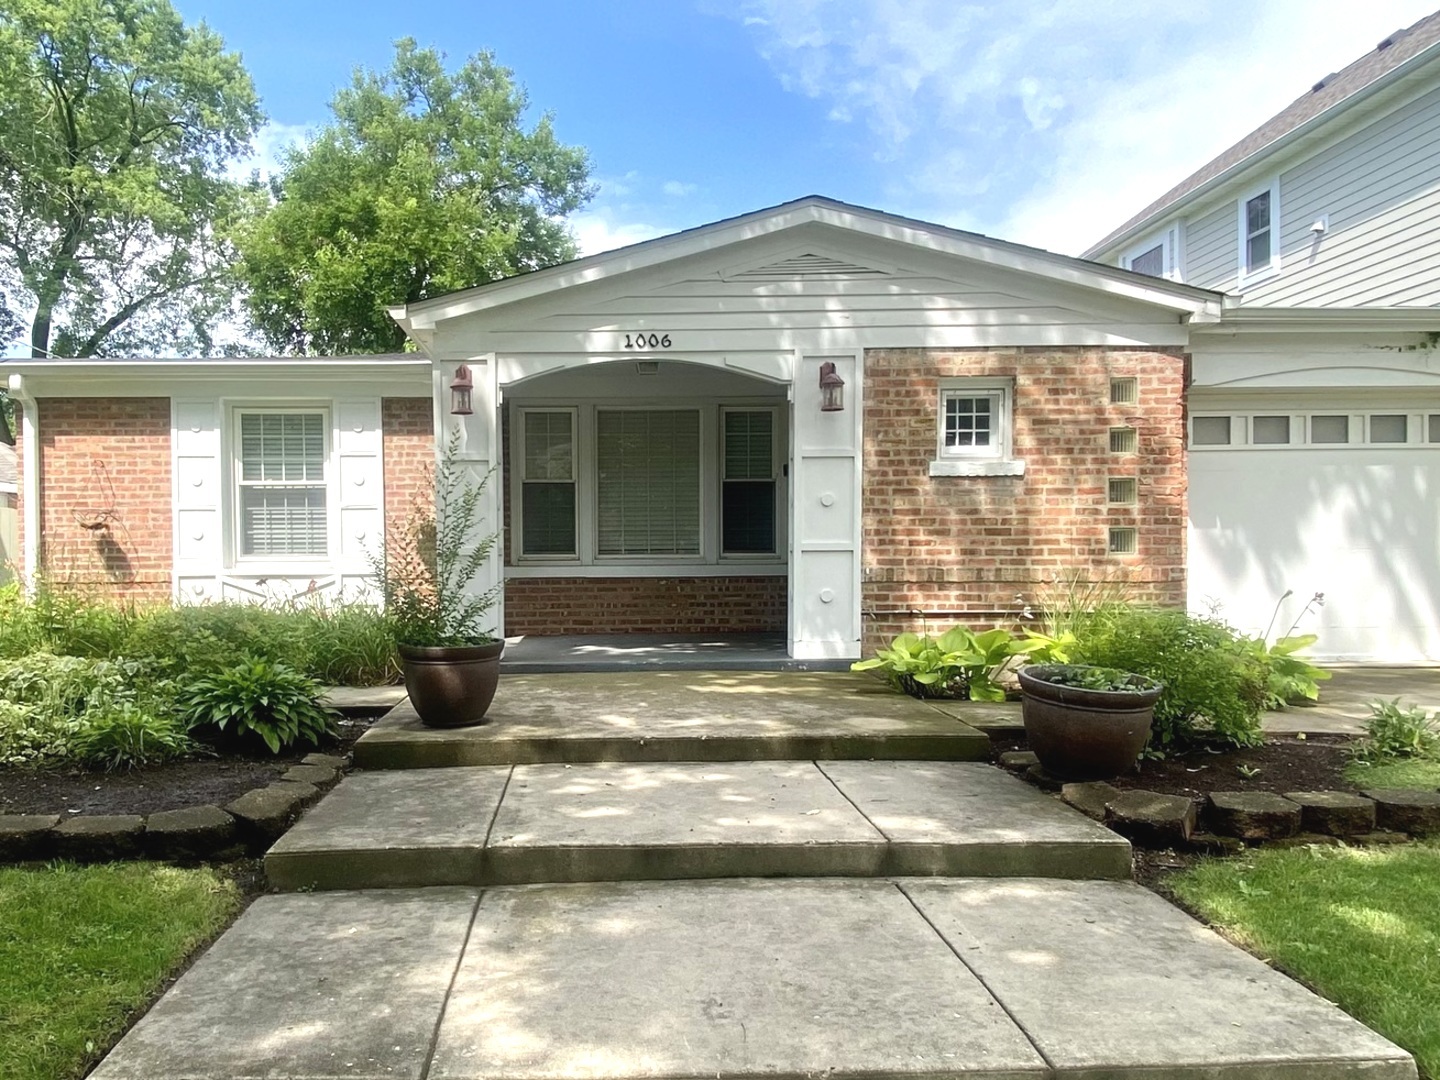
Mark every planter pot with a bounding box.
[399,640,504,728]
[1017,665,1163,781]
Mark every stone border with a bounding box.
[0,754,347,865]
[1000,754,1440,849]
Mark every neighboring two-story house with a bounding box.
[1086,10,1440,663]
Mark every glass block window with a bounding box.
[1108,478,1137,504]
[1109,378,1138,405]
[722,410,776,555]
[520,410,576,557]
[237,412,327,558]
[1109,427,1138,453]
[1108,527,1138,555]
[596,410,701,556]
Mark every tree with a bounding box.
[237,39,593,355]
[0,0,261,357]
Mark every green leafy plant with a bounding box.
[370,437,501,648]
[1353,699,1440,764]
[1069,608,1269,753]
[1258,634,1332,709]
[852,626,1044,701]
[1025,570,1136,642]
[69,703,194,771]
[177,656,336,754]
[1025,664,1157,693]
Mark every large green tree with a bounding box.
[0,0,261,357]
[238,39,594,355]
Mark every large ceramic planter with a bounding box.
[399,640,504,728]
[1017,664,1163,781]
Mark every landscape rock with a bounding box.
[1365,789,1440,836]
[999,750,1038,771]
[0,814,59,861]
[1024,764,1063,792]
[1060,782,1120,821]
[1104,791,1196,846]
[281,764,339,787]
[1207,792,1301,840]
[301,753,348,770]
[225,782,321,848]
[55,815,144,860]
[145,805,239,861]
[1283,791,1376,836]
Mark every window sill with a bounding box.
[928,458,1026,477]
[505,564,787,579]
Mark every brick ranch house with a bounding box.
[1,197,1262,661]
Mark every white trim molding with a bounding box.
[1237,177,1282,288]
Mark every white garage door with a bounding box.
[1188,407,1440,663]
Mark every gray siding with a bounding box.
[1184,203,1237,292]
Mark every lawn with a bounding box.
[1346,757,1440,791]
[0,862,241,1080]
[1170,842,1440,1079]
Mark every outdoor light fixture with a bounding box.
[818,361,845,412]
[449,364,474,415]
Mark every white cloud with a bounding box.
[662,180,698,197]
[570,210,669,256]
[735,0,1439,254]
[227,121,316,182]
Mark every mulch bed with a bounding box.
[0,717,372,818]
[990,731,1358,798]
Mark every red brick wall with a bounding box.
[862,347,1187,652]
[382,398,434,530]
[36,398,172,603]
[504,576,787,635]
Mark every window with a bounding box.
[1430,415,1440,443]
[1238,181,1280,281]
[1311,415,1349,444]
[1109,427,1138,453]
[1109,378,1138,405]
[938,383,1009,460]
[1251,416,1290,445]
[722,410,777,555]
[1191,411,1431,448]
[1128,244,1164,278]
[1121,228,1178,280]
[1108,478,1137,505]
[1191,416,1231,446]
[519,410,577,557]
[236,411,328,559]
[1108,528,1138,555]
[1369,414,1408,444]
[596,409,701,556]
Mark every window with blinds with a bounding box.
[520,410,577,556]
[237,412,328,558]
[722,409,776,554]
[596,409,701,556]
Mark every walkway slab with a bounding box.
[902,878,1417,1080]
[431,878,1046,1080]
[353,671,989,768]
[90,888,480,1080]
[820,760,1132,879]
[265,761,1132,890]
[267,768,511,890]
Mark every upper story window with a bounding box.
[1121,228,1178,280]
[235,410,329,559]
[1238,180,1280,283]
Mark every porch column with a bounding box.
[433,354,504,639]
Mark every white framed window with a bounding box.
[517,408,577,558]
[233,409,330,560]
[721,408,779,556]
[930,379,1021,476]
[1191,411,1437,449]
[1237,179,1281,284]
[1121,226,1179,280]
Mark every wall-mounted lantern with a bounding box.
[449,364,474,415]
[818,361,845,412]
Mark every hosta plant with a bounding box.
[852,627,1044,701]
[177,656,336,754]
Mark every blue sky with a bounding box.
[177,0,1440,256]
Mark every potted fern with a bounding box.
[371,439,503,728]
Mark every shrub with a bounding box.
[292,603,400,685]
[1256,634,1331,709]
[0,582,43,658]
[177,656,337,754]
[69,702,194,771]
[852,627,1044,701]
[1070,608,1269,752]
[0,701,75,766]
[1354,699,1440,763]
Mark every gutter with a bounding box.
[5,374,38,590]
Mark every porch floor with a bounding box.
[499,632,850,673]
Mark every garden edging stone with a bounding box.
[1365,789,1440,836]
[1103,791,1196,845]
[55,814,145,860]
[1206,792,1302,840]
[0,814,60,860]
[1284,791,1377,836]
[144,805,241,861]
[225,782,322,846]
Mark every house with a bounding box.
[1085,8,1440,663]
[6,198,1219,660]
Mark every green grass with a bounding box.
[1171,843,1440,1079]
[1346,757,1440,791]
[0,862,241,1080]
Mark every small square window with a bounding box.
[1370,414,1408,444]
[1108,478,1137,504]
[1109,427,1137,453]
[1252,416,1290,445]
[1191,417,1231,446]
[1311,415,1349,444]
[937,382,1011,461]
[1109,378,1138,405]
[1108,527,1138,555]
[1428,415,1440,443]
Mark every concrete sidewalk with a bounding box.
[90,878,1415,1080]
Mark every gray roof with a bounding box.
[1086,9,1440,257]
[0,443,16,491]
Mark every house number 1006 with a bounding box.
[624,332,671,349]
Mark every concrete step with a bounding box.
[265,760,1132,890]
[90,877,1416,1080]
[352,671,992,768]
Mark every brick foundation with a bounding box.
[504,576,787,635]
[861,347,1187,652]
[36,398,173,603]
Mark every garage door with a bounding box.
[1188,407,1440,663]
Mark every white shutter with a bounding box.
[335,400,383,571]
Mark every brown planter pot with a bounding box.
[399,640,504,728]
[1017,665,1163,781]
